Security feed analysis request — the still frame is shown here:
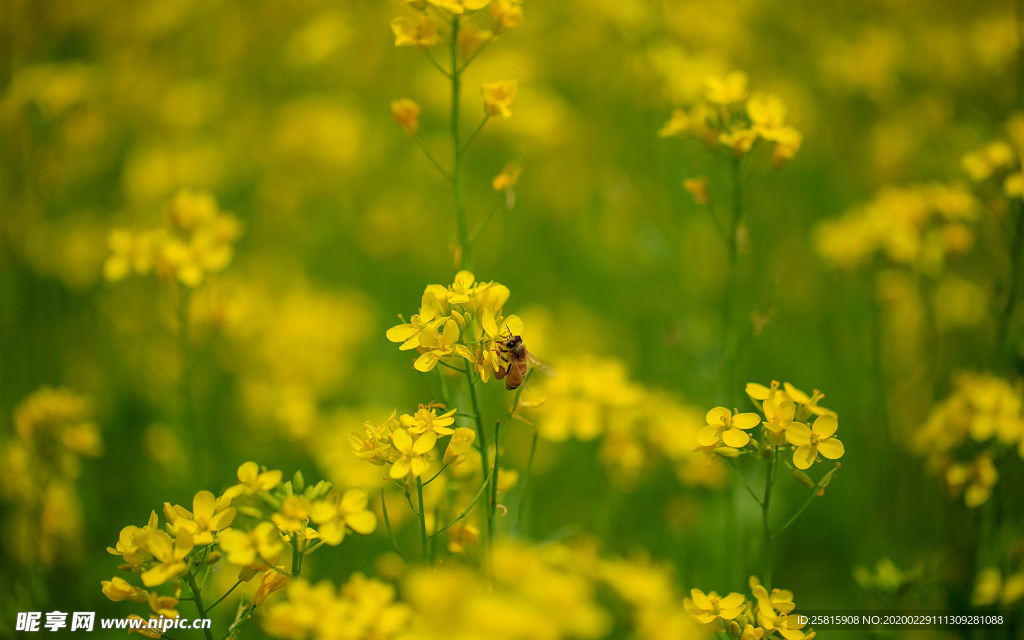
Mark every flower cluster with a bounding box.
[261,573,412,640]
[104,188,242,288]
[351,404,476,481]
[684,576,815,639]
[659,70,803,165]
[913,372,1024,507]
[524,354,727,488]
[102,462,376,624]
[386,270,522,381]
[0,387,102,568]
[699,381,844,472]
[961,112,1024,197]
[813,182,978,274]
[973,565,1024,608]
[389,1,522,135]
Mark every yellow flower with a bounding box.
[658,108,689,138]
[390,16,442,50]
[390,99,421,135]
[429,0,491,14]
[446,524,479,554]
[126,615,162,639]
[413,317,461,372]
[490,0,523,31]
[719,127,758,155]
[961,141,1014,182]
[389,428,437,480]
[386,289,446,350]
[684,588,746,624]
[351,411,399,466]
[141,529,194,587]
[1005,172,1024,197]
[705,71,749,105]
[761,397,797,445]
[218,521,284,569]
[482,80,517,118]
[972,568,1024,607]
[107,511,160,567]
[101,576,149,603]
[103,229,155,281]
[444,427,477,466]
[683,178,709,205]
[224,461,282,499]
[946,454,998,507]
[747,93,788,132]
[763,126,803,165]
[254,568,291,607]
[401,405,457,437]
[271,496,313,536]
[492,163,522,191]
[785,415,845,469]
[163,490,236,545]
[309,489,377,545]
[700,407,760,448]
[458,23,493,60]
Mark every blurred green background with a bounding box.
[2,0,1023,637]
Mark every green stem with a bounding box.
[450,16,471,269]
[456,36,494,75]
[722,155,744,406]
[183,570,214,640]
[460,115,489,157]
[514,430,538,534]
[415,133,453,182]
[761,447,777,585]
[416,478,429,563]
[464,367,491,549]
[994,198,1024,369]
[381,489,408,563]
[205,580,241,613]
[774,485,820,538]
[727,458,764,506]
[432,471,492,537]
[469,193,505,246]
[490,420,501,541]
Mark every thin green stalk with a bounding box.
[183,570,214,640]
[469,192,504,246]
[464,367,491,548]
[460,115,489,157]
[514,430,538,535]
[761,447,777,585]
[381,489,408,563]
[449,16,471,269]
[205,580,241,613]
[416,478,429,563]
[994,198,1024,369]
[726,458,763,506]
[490,420,501,541]
[432,471,492,537]
[415,133,453,182]
[774,486,821,538]
[722,155,744,406]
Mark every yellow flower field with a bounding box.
[1,1,1023,638]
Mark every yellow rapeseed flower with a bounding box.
[705,71,749,105]
[700,407,760,448]
[309,488,377,545]
[390,99,421,135]
[482,80,517,118]
[429,0,491,14]
[163,490,236,545]
[684,588,746,624]
[785,415,845,469]
[490,0,524,31]
[390,16,442,50]
[389,428,437,480]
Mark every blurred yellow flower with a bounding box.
[492,163,523,191]
[101,576,149,603]
[946,454,998,507]
[491,0,524,31]
[482,80,518,118]
[1004,172,1024,197]
[218,521,283,570]
[719,127,758,155]
[444,427,477,466]
[705,70,749,105]
[390,99,421,135]
[682,178,709,205]
[658,108,689,138]
[391,16,442,50]
[104,229,155,281]
[430,0,491,14]
[458,23,493,59]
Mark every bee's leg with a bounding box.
[495,363,508,380]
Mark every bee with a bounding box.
[494,334,556,390]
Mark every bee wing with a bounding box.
[526,352,557,378]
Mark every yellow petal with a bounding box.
[705,406,731,426]
[812,415,838,439]
[346,511,377,535]
[785,422,811,446]
[723,428,750,448]
[816,437,844,460]
[697,425,721,447]
[193,491,216,521]
[733,412,761,430]
[793,445,816,470]
[413,431,438,454]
